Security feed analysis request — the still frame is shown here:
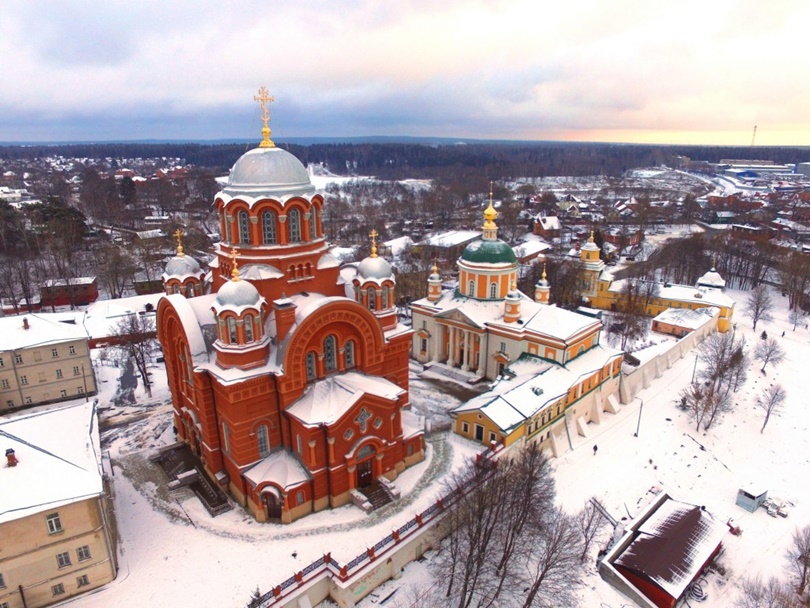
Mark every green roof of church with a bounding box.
[460,239,517,264]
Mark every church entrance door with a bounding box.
[357,458,373,488]
[264,493,282,520]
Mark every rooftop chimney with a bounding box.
[22,317,29,330]
[5,448,18,467]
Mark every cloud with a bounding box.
[1,0,809,144]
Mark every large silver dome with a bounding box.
[222,147,315,197]
[214,278,263,310]
[164,254,202,278]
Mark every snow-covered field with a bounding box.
[53,286,810,608]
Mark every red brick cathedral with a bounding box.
[157,91,423,522]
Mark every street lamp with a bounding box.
[634,399,644,437]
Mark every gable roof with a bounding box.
[0,402,103,525]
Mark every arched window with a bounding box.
[324,335,337,373]
[345,340,355,368]
[367,289,376,311]
[309,207,317,239]
[227,317,237,343]
[382,286,389,309]
[238,210,250,244]
[188,283,196,297]
[222,422,231,453]
[173,285,180,295]
[296,490,305,505]
[244,314,254,342]
[257,424,270,458]
[305,352,317,381]
[288,208,301,243]
[468,280,475,297]
[490,282,498,299]
[262,210,277,244]
[224,215,232,243]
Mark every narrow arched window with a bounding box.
[368,289,376,311]
[490,282,497,299]
[324,335,337,373]
[257,424,270,458]
[468,280,475,297]
[224,215,232,243]
[382,286,390,309]
[238,210,250,244]
[345,340,355,369]
[288,208,301,243]
[222,422,231,453]
[262,210,277,244]
[188,284,196,297]
[227,317,237,343]
[244,314,254,342]
[173,285,180,295]
[306,352,317,381]
[309,207,317,239]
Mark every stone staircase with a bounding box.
[153,443,232,517]
[423,362,483,384]
[358,481,394,510]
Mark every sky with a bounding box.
[2,0,809,145]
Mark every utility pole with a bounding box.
[634,399,644,437]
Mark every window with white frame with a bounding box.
[77,574,90,587]
[56,369,63,379]
[52,583,65,596]
[69,345,76,355]
[1,379,8,389]
[56,551,71,568]
[73,366,80,376]
[227,317,237,343]
[238,210,250,244]
[367,288,376,310]
[296,490,305,505]
[20,375,28,385]
[14,354,22,364]
[77,545,91,562]
[262,210,277,244]
[0,356,4,367]
[345,340,355,368]
[46,512,62,534]
[324,335,337,373]
[490,282,497,299]
[382,286,389,309]
[288,208,302,243]
[468,280,475,296]
[309,207,317,239]
[244,314,254,342]
[52,348,59,358]
[257,424,270,458]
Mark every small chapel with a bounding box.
[156,89,423,523]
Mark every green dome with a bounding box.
[460,239,517,264]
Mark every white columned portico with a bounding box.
[477,331,488,378]
[461,330,470,372]
[432,324,443,363]
[448,327,456,367]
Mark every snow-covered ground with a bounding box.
[51,285,810,608]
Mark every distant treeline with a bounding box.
[2,141,809,179]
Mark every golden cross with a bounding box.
[229,247,241,280]
[369,228,378,258]
[253,86,276,148]
[173,229,184,256]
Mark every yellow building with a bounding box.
[0,314,97,412]
[410,194,624,450]
[0,402,117,608]
[580,234,736,332]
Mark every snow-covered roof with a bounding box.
[614,497,727,600]
[696,268,726,289]
[453,346,622,432]
[243,449,311,490]
[535,215,560,231]
[238,263,284,281]
[0,312,90,350]
[42,277,96,287]
[287,372,404,427]
[653,307,718,330]
[418,230,481,248]
[513,240,551,258]
[83,294,164,342]
[0,401,103,525]
[609,280,735,310]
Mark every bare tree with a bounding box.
[739,575,800,608]
[787,525,810,598]
[114,313,157,398]
[755,338,786,374]
[745,285,774,332]
[576,499,606,563]
[97,243,137,298]
[756,384,786,433]
[698,331,747,397]
[789,307,804,332]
